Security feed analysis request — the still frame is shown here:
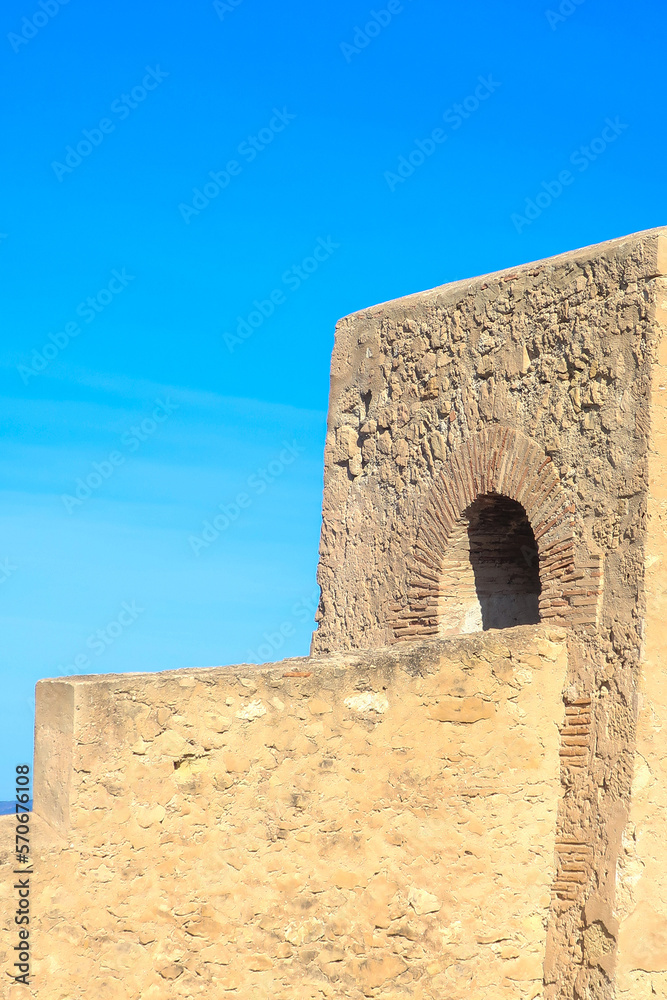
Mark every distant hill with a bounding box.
[0,801,32,815]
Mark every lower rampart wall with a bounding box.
[1,626,567,999]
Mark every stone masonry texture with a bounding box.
[312,227,667,655]
[312,226,667,998]
[7,227,667,999]
[3,628,564,999]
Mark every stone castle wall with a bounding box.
[313,228,667,655]
[615,277,667,997]
[2,627,566,1000]
[312,227,667,999]
[6,228,667,1000]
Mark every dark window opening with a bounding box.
[466,493,541,630]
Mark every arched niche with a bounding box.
[390,426,601,641]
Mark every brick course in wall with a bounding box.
[12,228,667,1000]
[310,227,667,998]
[390,426,603,642]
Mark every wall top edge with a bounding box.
[338,225,667,326]
[35,624,567,691]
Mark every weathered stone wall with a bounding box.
[313,227,666,654]
[312,227,667,998]
[4,229,665,1000]
[2,627,567,999]
[615,267,667,997]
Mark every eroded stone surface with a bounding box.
[6,228,667,1000]
[2,627,565,999]
[311,226,667,1000]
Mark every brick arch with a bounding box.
[390,426,602,641]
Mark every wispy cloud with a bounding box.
[0,361,325,421]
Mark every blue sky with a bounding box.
[0,0,665,799]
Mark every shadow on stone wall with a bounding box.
[467,494,542,630]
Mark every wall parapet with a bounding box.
[25,626,567,999]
